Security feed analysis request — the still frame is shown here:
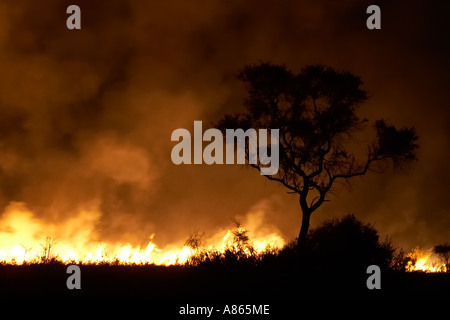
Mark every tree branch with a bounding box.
[308,135,333,180]
[249,164,300,193]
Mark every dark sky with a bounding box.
[0,0,449,250]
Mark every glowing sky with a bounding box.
[0,0,448,250]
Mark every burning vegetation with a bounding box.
[0,204,447,274]
[406,247,449,273]
[0,202,285,266]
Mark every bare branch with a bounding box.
[249,164,300,193]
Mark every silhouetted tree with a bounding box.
[217,63,419,252]
[433,244,450,273]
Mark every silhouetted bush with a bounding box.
[434,244,450,273]
[184,221,263,267]
[390,248,414,272]
[305,214,395,272]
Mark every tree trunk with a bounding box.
[297,209,311,253]
[297,192,312,258]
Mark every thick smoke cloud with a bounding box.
[0,0,448,249]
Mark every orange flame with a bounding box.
[0,201,285,265]
[406,247,447,273]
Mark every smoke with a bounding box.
[0,0,448,250]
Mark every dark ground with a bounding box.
[0,262,448,317]
[1,262,448,300]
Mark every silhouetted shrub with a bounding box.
[391,248,414,272]
[184,231,205,251]
[434,244,450,273]
[305,214,395,272]
[184,221,261,267]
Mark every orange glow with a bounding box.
[0,202,285,265]
[406,247,447,273]
[2,201,446,272]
